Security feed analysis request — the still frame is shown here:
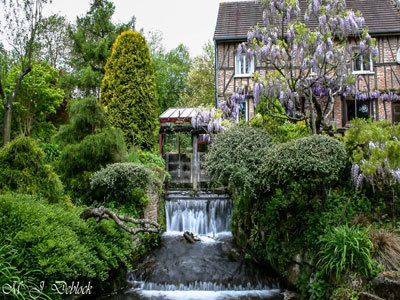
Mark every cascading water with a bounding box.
[104,190,285,300]
[165,199,232,234]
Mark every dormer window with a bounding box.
[235,54,254,76]
[352,50,374,74]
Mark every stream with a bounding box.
[104,190,285,300]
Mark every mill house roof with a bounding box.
[214,0,400,41]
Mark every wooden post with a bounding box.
[192,134,199,190]
[159,133,163,157]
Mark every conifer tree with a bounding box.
[101,31,158,150]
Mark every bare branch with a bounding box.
[0,73,7,103]
[80,206,161,237]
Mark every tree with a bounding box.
[4,61,64,138]
[69,0,135,98]
[234,0,377,134]
[37,14,71,70]
[180,41,215,107]
[101,31,158,150]
[0,0,49,145]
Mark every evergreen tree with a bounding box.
[101,31,158,150]
[69,0,135,97]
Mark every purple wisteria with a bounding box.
[381,91,400,102]
[351,140,400,190]
[355,90,380,101]
[234,0,378,133]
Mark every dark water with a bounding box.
[103,191,285,300]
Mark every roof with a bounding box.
[159,107,197,123]
[214,0,400,41]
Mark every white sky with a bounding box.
[44,0,242,57]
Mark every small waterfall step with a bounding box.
[165,189,233,235]
[165,190,231,201]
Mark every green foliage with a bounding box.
[260,135,348,192]
[0,136,63,203]
[57,127,126,200]
[250,112,312,142]
[179,41,215,107]
[205,125,272,194]
[54,97,109,145]
[69,0,135,96]
[317,225,375,279]
[90,163,156,216]
[101,31,158,150]
[0,240,50,299]
[4,61,64,139]
[38,142,60,163]
[150,42,191,113]
[54,97,126,201]
[0,193,145,298]
[345,119,400,191]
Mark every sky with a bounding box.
[44,0,242,57]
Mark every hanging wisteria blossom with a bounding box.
[381,91,400,102]
[232,0,378,133]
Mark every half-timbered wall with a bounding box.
[216,35,400,126]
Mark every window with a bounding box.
[393,103,400,125]
[237,100,248,122]
[346,100,370,123]
[235,54,254,76]
[352,50,373,74]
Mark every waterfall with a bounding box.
[104,190,285,300]
[165,199,232,234]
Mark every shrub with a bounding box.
[317,225,375,279]
[259,135,348,192]
[55,97,126,201]
[0,194,149,298]
[0,136,63,203]
[101,31,159,150]
[90,163,157,217]
[205,125,272,194]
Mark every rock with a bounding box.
[358,292,385,300]
[285,290,301,300]
[286,262,301,286]
[372,272,400,300]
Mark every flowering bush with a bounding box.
[345,119,400,191]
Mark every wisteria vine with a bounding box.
[232,0,378,132]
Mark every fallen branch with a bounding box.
[80,206,161,238]
[183,231,200,243]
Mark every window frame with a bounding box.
[392,102,400,125]
[236,99,249,122]
[344,98,372,125]
[234,54,255,77]
[352,49,374,75]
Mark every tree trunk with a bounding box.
[3,105,12,145]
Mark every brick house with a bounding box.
[213,0,400,127]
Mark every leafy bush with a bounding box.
[101,31,159,150]
[345,119,400,192]
[0,194,152,298]
[260,135,348,192]
[0,240,50,300]
[55,97,126,201]
[317,225,375,279]
[90,163,156,217]
[205,125,272,194]
[250,113,311,142]
[0,136,63,203]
